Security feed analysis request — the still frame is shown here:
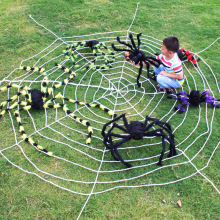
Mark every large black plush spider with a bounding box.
[111,33,161,87]
[168,90,220,113]
[101,114,177,167]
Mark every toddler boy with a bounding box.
[154,36,184,92]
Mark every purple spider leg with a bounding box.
[201,90,210,96]
[178,96,190,113]
[173,91,188,96]
[205,96,219,102]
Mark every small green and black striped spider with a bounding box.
[64,40,115,70]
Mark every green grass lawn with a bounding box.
[0,0,220,219]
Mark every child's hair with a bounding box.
[163,36,179,52]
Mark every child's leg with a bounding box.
[157,75,181,89]
[153,65,165,76]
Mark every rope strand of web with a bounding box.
[77,3,142,219]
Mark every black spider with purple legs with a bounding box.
[168,90,220,113]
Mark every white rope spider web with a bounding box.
[0,3,219,219]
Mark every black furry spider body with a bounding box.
[102,114,177,167]
[30,89,44,109]
[111,33,161,87]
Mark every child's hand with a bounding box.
[159,71,168,76]
[131,60,140,66]
[125,51,130,60]
[144,61,151,66]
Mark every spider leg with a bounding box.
[43,93,115,145]
[13,109,52,155]
[167,140,177,158]
[146,117,169,133]
[129,34,138,51]
[66,97,115,117]
[108,134,120,161]
[136,61,143,88]
[102,114,134,167]
[167,92,189,113]
[109,133,128,139]
[63,104,94,145]
[143,116,159,131]
[111,44,132,53]
[112,123,129,134]
[121,113,130,128]
[156,129,176,165]
[108,133,132,167]
[137,33,142,51]
[44,97,95,144]
[103,118,129,149]
[144,127,175,166]
[146,117,173,136]
[109,133,131,148]
[41,75,49,101]
[0,86,32,118]
[158,134,166,166]
[103,115,130,147]
[116,36,134,50]
[144,129,163,137]
[143,57,160,81]
[18,65,48,101]
[210,102,220,108]
[0,83,45,152]
[101,114,126,138]
[103,123,117,148]
[145,129,166,166]
[155,120,177,158]
[145,56,161,68]
[153,118,176,151]
[143,60,151,80]
[177,102,188,113]
[53,64,77,91]
[143,115,150,127]
[167,93,179,100]
[204,94,220,108]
